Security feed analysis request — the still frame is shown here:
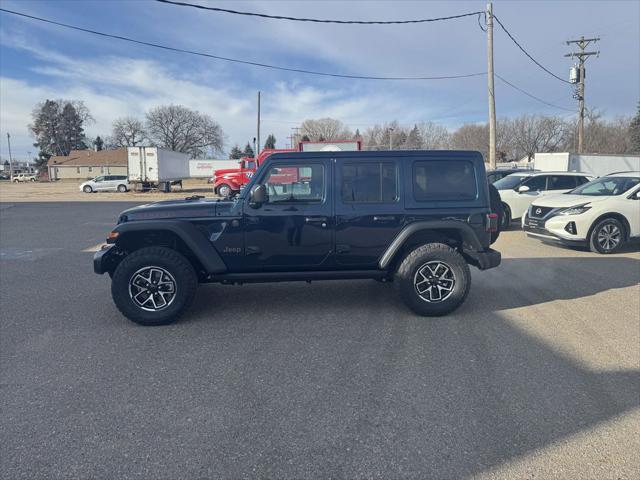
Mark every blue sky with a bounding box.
[1,0,638,160]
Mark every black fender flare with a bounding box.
[112,220,227,274]
[378,220,484,269]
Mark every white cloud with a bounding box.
[0,38,454,159]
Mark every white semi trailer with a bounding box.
[127,147,190,192]
[534,152,640,177]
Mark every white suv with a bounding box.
[80,175,130,193]
[494,171,593,227]
[523,172,640,253]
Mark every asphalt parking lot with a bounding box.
[1,202,639,479]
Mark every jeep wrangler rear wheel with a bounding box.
[394,243,471,316]
[111,246,198,325]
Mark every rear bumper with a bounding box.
[468,248,501,270]
[93,245,119,275]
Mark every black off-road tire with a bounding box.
[111,246,198,325]
[500,203,511,230]
[589,218,626,254]
[394,243,471,316]
[488,184,503,244]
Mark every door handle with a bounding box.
[373,215,396,222]
[305,216,328,228]
[305,216,328,223]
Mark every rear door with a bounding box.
[335,158,403,266]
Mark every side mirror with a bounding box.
[249,184,267,208]
[633,191,640,200]
[517,185,530,193]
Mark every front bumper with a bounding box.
[522,214,587,247]
[93,245,120,274]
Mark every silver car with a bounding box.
[80,175,130,193]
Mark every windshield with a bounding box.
[493,175,527,190]
[569,176,640,196]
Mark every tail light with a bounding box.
[486,213,498,232]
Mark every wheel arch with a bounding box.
[379,221,482,271]
[110,221,227,276]
[587,212,631,241]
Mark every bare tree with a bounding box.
[146,105,224,158]
[417,122,450,149]
[504,115,569,161]
[299,118,352,141]
[110,117,147,147]
[449,123,489,160]
[576,109,633,154]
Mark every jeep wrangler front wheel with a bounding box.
[111,246,198,325]
[395,243,471,316]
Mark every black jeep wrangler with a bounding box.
[95,150,501,325]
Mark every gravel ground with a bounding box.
[1,202,639,479]
[0,179,213,202]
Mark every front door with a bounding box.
[243,159,333,270]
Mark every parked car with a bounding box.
[80,175,130,193]
[94,150,501,325]
[486,167,537,184]
[523,172,640,254]
[12,173,37,182]
[494,171,593,228]
[0,172,10,181]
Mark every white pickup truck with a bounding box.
[12,173,37,182]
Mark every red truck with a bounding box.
[213,140,362,197]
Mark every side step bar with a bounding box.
[205,270,388,284]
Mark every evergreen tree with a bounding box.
[630,101,640,153]
[301,134,311,142]
[30,99,92,168]
[264,134,276,149]
[243,142,255,157]
[93,136,104,151]
[404,125,423,150]
[229,145,243,159]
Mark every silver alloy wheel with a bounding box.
[117,184,127,192]
[128,266,177,312]
[597,223,621,251]
[414,261,456,303]
[83,185,92,193]
[218,184,231,197]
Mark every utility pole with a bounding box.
[291,127,300,149]
[486,2,497,169]
[565,36,599,153]
[6,133,13,179]
[389,126,395,150]
[256,91,261,158]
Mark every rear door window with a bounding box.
[341,162,397,203]
[548,175,577,190]
[412,160,477,201]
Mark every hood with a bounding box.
[530,193,610,208]
[214,168,241,176]
[118,197,237,222]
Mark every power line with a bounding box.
[495,74,574,111]
[493,14,570,84]
[155,0,483,25]
[0,7,486,81]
